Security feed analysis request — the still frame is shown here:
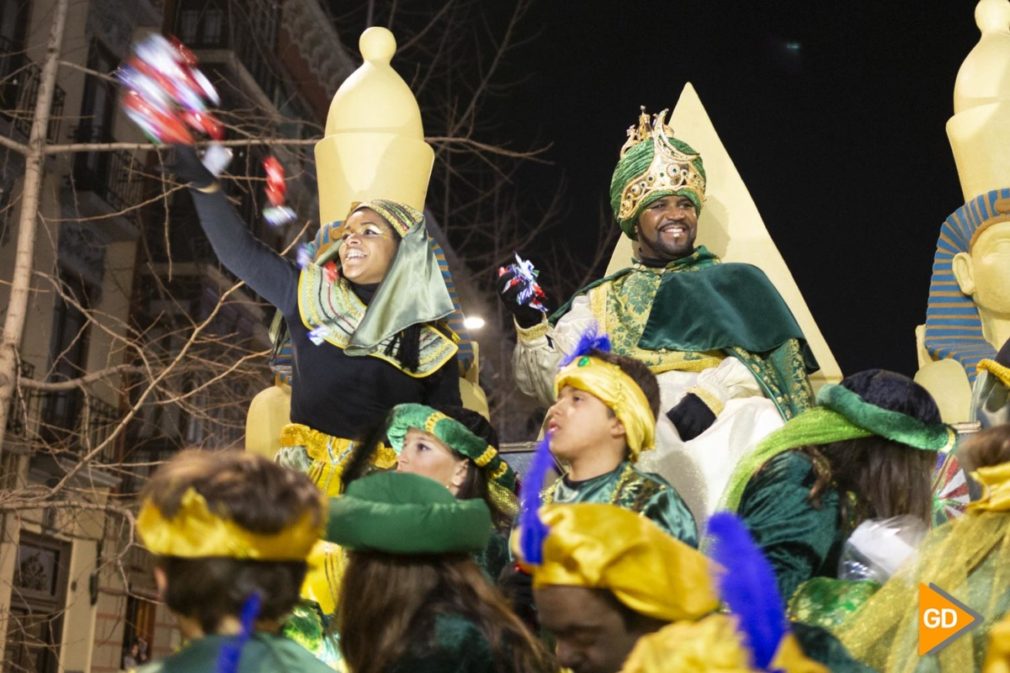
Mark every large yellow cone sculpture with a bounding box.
[915,0,1010,422]
[315,26,434,225]
[948,0,1010,202]
[606,83,842,388]
[247,27,440,458]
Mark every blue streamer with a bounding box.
[216,592,262,673]
[518,432,554,565]
[706,513,787,670]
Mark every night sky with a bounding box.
[491,1,982,377]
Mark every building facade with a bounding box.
[0,1,351,670]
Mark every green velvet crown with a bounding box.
[609,110,706,239]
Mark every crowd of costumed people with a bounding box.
[116,4,1010,671]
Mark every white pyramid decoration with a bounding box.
[606,83,842,387]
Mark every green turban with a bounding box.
[385,403,519,518]
[609,109,706,239]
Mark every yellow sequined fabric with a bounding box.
[137,487,323,561]
[280,422,396,497]
[984,612,1010,673]
[620,614,827,673]
[969,463,1010,513]
[978,359,1010,389]
[838,508,1010,672]
[301,540,346,616]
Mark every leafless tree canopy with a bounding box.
[0,0,614,668]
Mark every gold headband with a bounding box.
[137,488,323,561]
[554,355,656,457]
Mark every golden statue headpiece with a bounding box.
[314,27,434,227]
[610,108,706,237]
[137,487,323,561]
[947,0,1010,202]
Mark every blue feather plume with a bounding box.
[558,323,612,368]
[216,592,262,673]
[706,513,787,670]
[518,432,554,564]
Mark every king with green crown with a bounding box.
[506,107,819,523]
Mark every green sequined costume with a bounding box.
[133,633,334,673]
[736,451,844,601]
[514,247,816,521]
[543,460,699,547]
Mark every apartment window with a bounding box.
[176,0,225,47]
[75,39,117,185]
[0,0,31,111]
[41,269,95,442]
[3,532,71,673]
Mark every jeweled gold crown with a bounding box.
[617,108,706,222]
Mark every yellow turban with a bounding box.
[528,503,718,622]
[554,355,656,458]
[621,615,827,673]
[137,487,323,561]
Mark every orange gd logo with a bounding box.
[919,583,982,656]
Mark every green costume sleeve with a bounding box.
[726,339,816,420]
[737,451,841,601]
[639,487,699,548]
[545,463,698,548]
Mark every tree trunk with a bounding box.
[0,0,70,457]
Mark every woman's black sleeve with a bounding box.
[423,355,464,407]
[189,187,298,314]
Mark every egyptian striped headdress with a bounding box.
[924,188,1010,383]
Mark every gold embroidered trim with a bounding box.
[589,272,724,374]
[516,317,550,341]
[473,445,497,468]
[617,109,706,221]
[424,410,450,435]
[280,422,387,497]
[688,385,725,417]
[297,266,458,377]
[193,181,221,194]
[490,459,510,480]
[978,358,1010,388]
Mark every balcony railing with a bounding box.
[6,380,122,464]
[0,35,66,143]
[171,0,288,110]
[71,125,146,215]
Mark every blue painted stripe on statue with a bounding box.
[927,320,986,328]
[925,310,980,319]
